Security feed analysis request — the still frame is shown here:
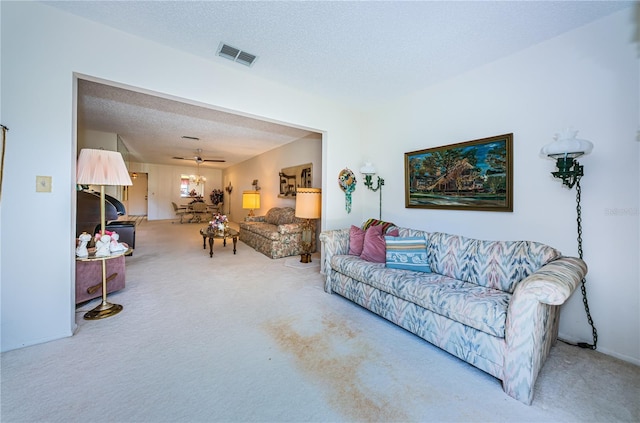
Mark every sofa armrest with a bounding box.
[503,256,587,404]
[319,229,350,256]
[319,228,350,293]
[511,256,586,305]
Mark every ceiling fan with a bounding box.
[172,148,225,163]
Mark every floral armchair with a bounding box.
[239,207,316,259]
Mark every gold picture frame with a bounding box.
[405,133,513,212]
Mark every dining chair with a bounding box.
[189,202,209,223]
[172,202,187,223]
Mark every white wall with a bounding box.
[361,9,639,363]
[0,2,362,352]
[223,135,322,221]
[79,129,118,150]
[128,161,223,221]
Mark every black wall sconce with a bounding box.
[360,162,385,220]
[541,128,597,350]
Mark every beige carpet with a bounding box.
[1,219,638,422]
[283,253,321,270]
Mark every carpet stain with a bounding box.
[264,313,409,422]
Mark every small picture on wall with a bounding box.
[405,133,513,212]
[279,163,312,198]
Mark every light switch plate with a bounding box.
[36,175,52,192]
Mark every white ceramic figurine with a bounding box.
[109,232,127,253]
[95,233,112,257]
[75,232,92,258]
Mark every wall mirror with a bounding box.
[180,174,206,198]
[278,163,312,198]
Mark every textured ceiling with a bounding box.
[77,80,318,168]
[57,1,634,167]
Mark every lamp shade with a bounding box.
[242,190,260,209]
[540,128,594,159]
[295,187,321,219]
[77,148,133,186]
[360,162,376,175]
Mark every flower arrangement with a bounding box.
[210,189,224,205]
[209,213,228,230]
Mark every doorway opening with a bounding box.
[126,172,148,218]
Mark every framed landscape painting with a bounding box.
[405,133,513,212]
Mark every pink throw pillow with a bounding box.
[360,225,399,263]
[349,225,366,255]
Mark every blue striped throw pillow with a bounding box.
[384,236,431,273]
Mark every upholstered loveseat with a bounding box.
[319,220,587,404]
[239,207,316,259]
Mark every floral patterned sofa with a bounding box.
[239,207,316,259]
[319,220,587,405]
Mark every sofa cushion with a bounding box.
[362,218,396,232]
[385,236,431,273]
[241,222,281,240]
[428,232,562,293]
[265,207,296,225]
[330,254,509,337]
[360,225,399,263]
[348,225,366,256]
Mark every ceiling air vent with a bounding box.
[217,43,257,67]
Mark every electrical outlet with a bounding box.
[36,175,52,192]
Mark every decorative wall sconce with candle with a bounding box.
[360,162,385,220]
[540,128,597,349]
[541,128,593,189]
[225,182,233,214]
